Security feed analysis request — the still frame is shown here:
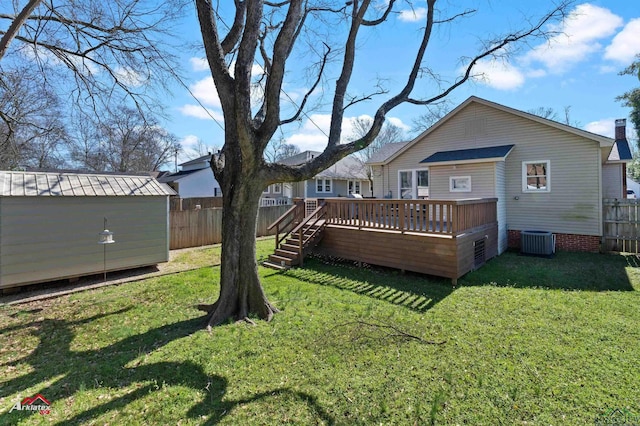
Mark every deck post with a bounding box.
[298,227,304,267]
[451,203,458,235]
[399,202,405,233]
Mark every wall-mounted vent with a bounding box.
[474,238,486,269]
[521,230,555,257]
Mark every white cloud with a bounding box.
[179,104,224,122]
[190,77,222,108]
[525,69,547,78]
[114,67,147,87]
[604,18,640,63]
[524,4,623,73]
[598,65,618,74]
[386,116,411,133]
[398,7,427,23]
[470,59,525,91]
[286,132,329,152]
[190,57,209,72]
[584,118,615,138]
[180,134,201,149]
[285,113,410,152]
[586,118,638,140]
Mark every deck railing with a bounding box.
[324,198,497,236]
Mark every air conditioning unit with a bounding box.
[521,230,555,257]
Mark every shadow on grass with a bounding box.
[460,251,637,292]
[1,308,335,425]
[279,256,455,313]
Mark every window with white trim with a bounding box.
[522,161,550,192]
[417,170,429,198]
[316,178,332,193]
[348,180,361,195]
[450,176,471,192]
[272,183,282,194]
[399,171,413,199]
[398,169,429,199]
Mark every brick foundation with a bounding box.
[508,230,600,253]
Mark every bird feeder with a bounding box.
[98,218,115,281]
[98,217,115,244]
[98,229,115,244]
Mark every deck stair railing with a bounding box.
[264,201,328,270]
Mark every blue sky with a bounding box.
[166,1,640,163]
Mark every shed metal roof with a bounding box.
[420,144,515,166]
[0,171,175,196]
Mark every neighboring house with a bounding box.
[367,141,410,198]
[274,150,371,198]
[0,171,175,289]
[158,154,221,198]
[367,96,632,254]
[626,177,640,198]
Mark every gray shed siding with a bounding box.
[385,102,604,237]
[0,196,168,288]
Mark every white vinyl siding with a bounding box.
[387,101,603,236]
[429,163,496,200]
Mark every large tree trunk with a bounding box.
[204,173,279,327]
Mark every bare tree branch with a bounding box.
[0,0,41,60]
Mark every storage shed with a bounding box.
[0,171,175,290]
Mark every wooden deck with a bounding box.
[310,198,499,284]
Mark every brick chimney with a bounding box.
[615,118,627,140]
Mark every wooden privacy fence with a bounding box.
[170,197,223,211]
[603,199,640,253]
[170,205,290,249]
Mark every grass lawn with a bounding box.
[1,239,639,425]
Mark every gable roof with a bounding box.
[607,139,633,163]
[316,156,367,180]
[277,150,367,180]
[0,171,175,197]
[157,168,207,183]
[420,144,515,166]
[277,150,322,166]
[378,96,615,165]
[367,142,410,165]
[179,154,212,168]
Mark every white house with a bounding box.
[158,154,221,198]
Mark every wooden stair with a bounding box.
[263,201,327,270]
